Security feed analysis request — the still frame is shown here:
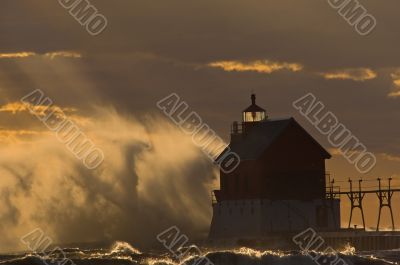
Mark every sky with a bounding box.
[1,0,400,253]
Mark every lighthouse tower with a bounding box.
[209,94,341,239]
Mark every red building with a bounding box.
[215,94,331,202]
[209,94,340,238]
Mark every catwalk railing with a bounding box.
[326,177,400,231]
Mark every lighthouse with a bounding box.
[209,94,341,239]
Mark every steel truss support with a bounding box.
[376,177,395,231]
[347,179,366,230]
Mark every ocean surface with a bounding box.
[1,242,399,265]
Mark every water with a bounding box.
[1,242,399,265]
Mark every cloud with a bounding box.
[388,91,400,98]
[0,129,46,144]
[0,102,90,127]
[0,102,77,116]
[0,52,36,59]
[43,51,82,60]
[320,68,377,81]
[207,60,303,74]
[379,152,400,162]
[0,51,82,60]
[388,70,400,98]
[330,148,400,164]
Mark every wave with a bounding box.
[150,247,397,265]
[109,241,142,256]
[1,244,398,265]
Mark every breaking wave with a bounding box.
[109,241,142,255]
[0,243,398,265]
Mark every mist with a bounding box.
[0,107,218,253]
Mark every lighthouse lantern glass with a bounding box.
[243,111,266,122]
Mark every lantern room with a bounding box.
[242,94,267,122]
